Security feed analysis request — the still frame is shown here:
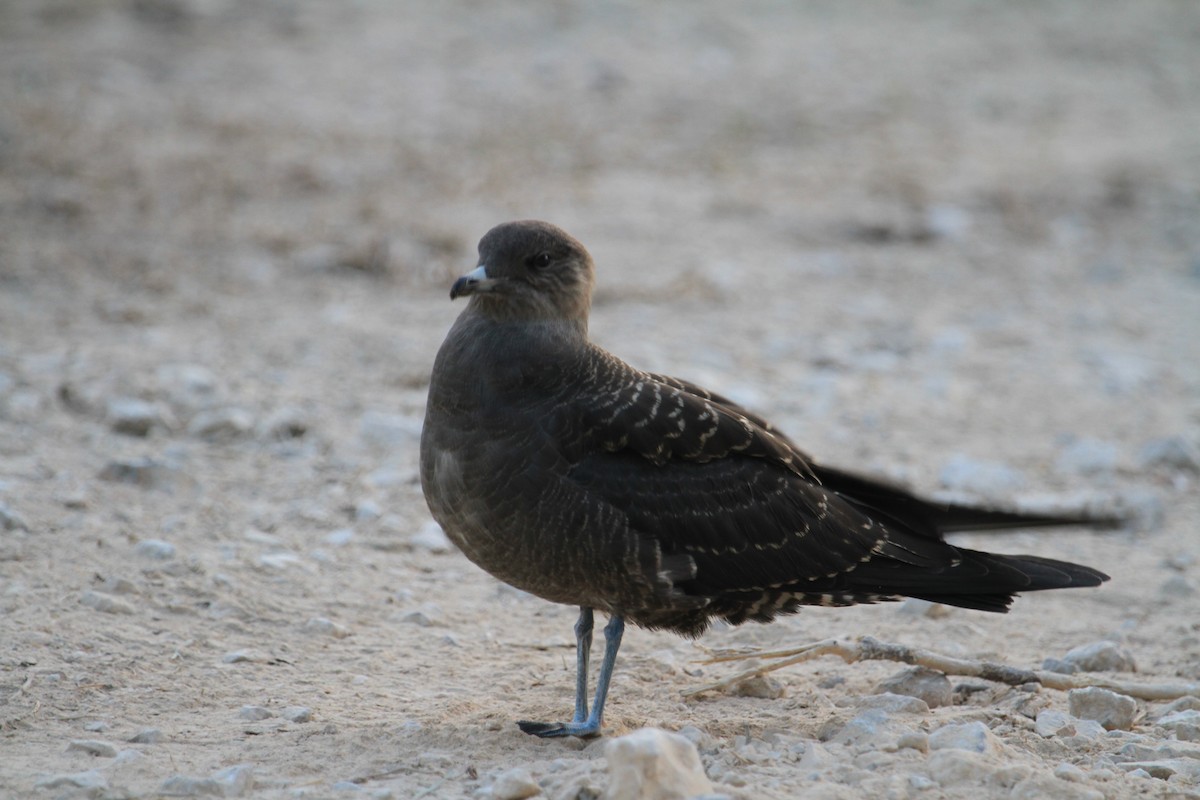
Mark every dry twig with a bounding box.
[683,636,1199,701]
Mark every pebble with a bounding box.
[928,721,1000,754]
[491,767,542,799]
[938,455,1026,494]
[223,650,264,664]
[83,721,109,732]
[80,590,136,615]
[66,739,118,757]
[129,728,162,743]
[325,528,356,546]
[161,764,255,798]
[874,666,952,708]
[34,770,108,792]
[603,727,713,800]
[1060,640,1137,672]
[731,674,784,699]
[188,406,255,441]
[925,749,991,787]
[895,597,950,618]
[135,538,176,560]
[1054,437,1118,476]
[0,501,31,531]
[1053,762,1087,782]
[282,706,312,723]
[1157,709,1200,741]
[258,406,310,440]
[1137,436,1200,472]
[1068,687,1138,731]
[855,693,930,715]
[304,617,351,638]
[1035,709,1106,739]
[832,709,913,749]
[1010,776,1104,800]
[155,363,221,412]
[240,705,273,721]
[410,521,452,553]
[107,397,165,437]
[97,456,178,490]
[1041,657,1077,675]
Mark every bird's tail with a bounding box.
[851,548,1111,613]
[813,463,1124,535]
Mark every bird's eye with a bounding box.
[526,252,553,270]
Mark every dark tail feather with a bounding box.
[849,549,1110,613]
[812,463,1124,535]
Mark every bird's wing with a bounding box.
[568,366,950,594]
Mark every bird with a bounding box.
[419,220,1112,739]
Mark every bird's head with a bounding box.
[450,220,595,325]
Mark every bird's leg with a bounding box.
[571,607,594,723]
[516,612,624,739]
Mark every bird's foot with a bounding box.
[516,719,602,739]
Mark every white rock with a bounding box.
[832,709,913,749]
[731,674,784,699]
[304,617,350,638]
[239,705,273,721]
[66,739,118,757]
[1010,776,1104,800]
[1068,687,1138,731]
[604,727,713,800]
[282,706,312,723]
[107,397,164,437]
[1137,436,1200,472]
[0,501,30,531]
[258,406,310,440]
[135,538,176,560]
[1034,709,1106,740]
[1156,709,1200,741]
[874,667,952,708]
[856,692,930,715]
[491,767,542,799]
[1053,762,1087,782]
[188,406,255,441]
[925,749,992,787]
[129,728,162,743]
[1060,640,1136,672]
[34,770,108,792]
[928,721,1000,754]
[155,363,221,411]
[80,590,135,615]
[411,521,452,554]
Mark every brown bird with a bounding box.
[419,220,1111,738]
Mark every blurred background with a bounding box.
[2,2,1199,796]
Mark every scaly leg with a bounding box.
[517,611,623,739]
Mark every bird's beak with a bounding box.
[450,265,497,300]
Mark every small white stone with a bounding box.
[188,407,255,441]
[731,674,784,699]
[66,739,118,757]
[135,538,176,560]
[80,591,135,615]
[34,771,107,792]
[874,667,952,708]
[410,521,452,553]
[926,749,992,787]
[281,706,312,723]
[303,617,350,638]
[1053,762,1087,782]
[603,727,713,800]
[928,721,999,754]
[1060,640,1136,672]
[239,705,273,721]
[491,767,542,800]
[1156,709,1200,741]
[1068,687,1138,731]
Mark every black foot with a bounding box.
[516,719,602,739]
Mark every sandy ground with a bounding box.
[2,1,1199,798]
